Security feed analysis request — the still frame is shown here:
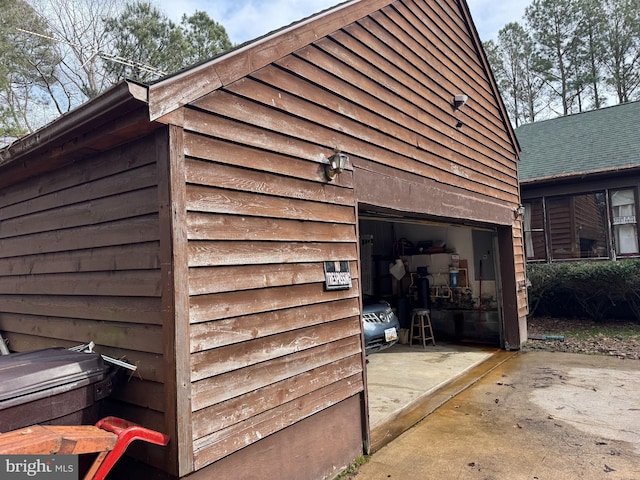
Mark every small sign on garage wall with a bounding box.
[324,261,352,290]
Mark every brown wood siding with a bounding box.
[547,197,574,259]
[175,0,520,471]
[0,134,166,444]
[181,147,362,466]
[513,221,529,321]
[186,396,364,480]
[182,111,361,469]
[306,2,517,203]
[157,125,193,476]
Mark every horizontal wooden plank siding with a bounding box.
[193,375,363,469]
[191,336,362,411]
[177,0,522,472]
[513,221,529,321]
[0,134,166,430]
[182,27,368,467]
[182,128,362,468]
[191,354,362,438]
[155,0,523,474]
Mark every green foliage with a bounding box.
[333,455,369,480]
[489,0,640,125]
[527,260,640,322]
[104,1,185,82]
[600,0,640,103]
[104,1,233,83]
[525,0,583,116]
[484,22,550,126]
[180,10,233,66]
[0,0,61,135]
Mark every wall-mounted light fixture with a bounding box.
[452,94,468,110]
[325,149,349,181]
[513,204,525,219]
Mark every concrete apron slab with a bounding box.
[366,343,517,452]
[356,351,640,480]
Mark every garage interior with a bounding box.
[359,210,509,443]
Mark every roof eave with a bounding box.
[521,163,640,185]
[147,0,395,120]
[0,81,148,169]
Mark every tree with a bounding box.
[526,0,582,115]
[0,0,61,137]
[485,23,550,127]
[105,2,234,83]
[1,0,234,134]
[29,0,125,101]
[575,0,607,109]
[486,0,640,121]
[104,2,185,82]
[600,0,640,103]
[181,11,233,66]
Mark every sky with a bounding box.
[155,0,531,45]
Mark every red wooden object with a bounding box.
[0,417,169,480]
[89,416,170,480]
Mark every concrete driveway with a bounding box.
[354,351,640,480]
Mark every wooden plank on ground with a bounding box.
[0,425,116,455]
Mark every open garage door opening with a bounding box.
[358,208,511,448]
[359,212,504,348]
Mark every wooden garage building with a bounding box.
[0,0,526,478]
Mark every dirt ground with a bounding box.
[524,316,640,360]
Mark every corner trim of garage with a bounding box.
[369,350,520,452]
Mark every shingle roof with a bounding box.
[516,101,640,182]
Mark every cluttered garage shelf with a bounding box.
[362,233,502,347]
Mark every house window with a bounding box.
[611,189,639,255]
[547,192,608,260]
[523,200,546,260]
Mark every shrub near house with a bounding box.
[527,260,640,322]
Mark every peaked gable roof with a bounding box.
[516,101,640,183]
[147,0,518,151]
[0,0,518,177]
[147,0,389,120]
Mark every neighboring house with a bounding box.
[0,1,525,479]
[517,101,640,263]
